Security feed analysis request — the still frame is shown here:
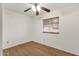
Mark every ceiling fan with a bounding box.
[24,3,51,16]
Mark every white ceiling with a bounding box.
[3,3,79,17]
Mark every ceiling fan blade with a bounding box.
[24,8,31,12]
[36,10,39,16]
[35,4,39,16]
[41,7,50,12]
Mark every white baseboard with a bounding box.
[3,40,32,49]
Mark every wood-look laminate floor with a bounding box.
[3,41,76,56]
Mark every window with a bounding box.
[43,17,59,34]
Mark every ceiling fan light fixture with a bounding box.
[31,5,36,12]
[37,5,41,11]
[31,4,41,12]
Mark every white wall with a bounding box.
[0,4,2,56]
[33,5,79,55]
[3,8,33,49]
